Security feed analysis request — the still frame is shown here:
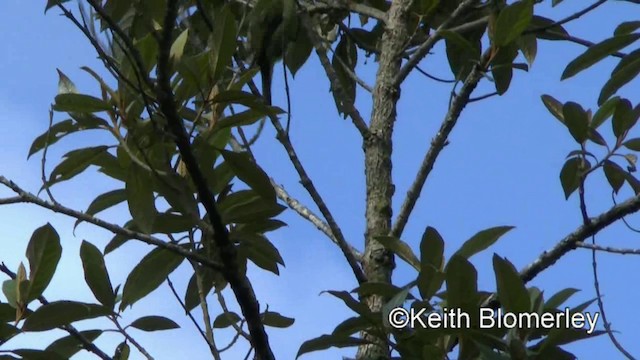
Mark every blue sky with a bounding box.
[2,1,640,359]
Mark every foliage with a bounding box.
[1,0,640,359]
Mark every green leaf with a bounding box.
[417,226,445,300]
[104,220,138,254]
[218,191,286,225]
[80,241,115,309]
[53,93,112,113]
[561,33,640,80]
[603,160,626,194]
[47,146,110,187]
[184,266,223,312]
[529,15,568,41]
[332,35,357,118]
[151,213,195,234]
[22,301,112,331]
[375,236,420,271]
[213,312,241,328]
[560,157,588,199]
[45,330,102,358]
[599,57,640,105]
[220,150,276,201]
[624,138,640,151]
[563,102,589,143]
[170,29,189,65]
[210,6,237,81]
[56,69,77,94]
[493,254,530,314]
[351,282,412,300]
[26,224,62,302]
[75,189,127,229]
[544,288,580,310]
[261,311,295,328]
[517,34,537,67]
[45,0,71,13]
[444,255,478,310]
[324,291,374,318]
[614,21,640,36]
[624,172,640,194]
[591,97,620,128]
[27,120,80,159]
[237,233,284,274]
[612,98,639,139]
[114,341,130,360]
[454,226,514,259]
[129,316,179,331]
[541,94,564,124]
[212,109,278,132]
[120,247,185,310]
[493,0,533,47]
[11,349,66,360]
[285,29,313,77]
[296,334,369,359]
[126,163,157,234]
[332,316,374,337]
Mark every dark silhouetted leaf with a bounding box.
[493,255,530,314]
[126,163,157,234]
[53,93,112,113]
[26,224,62,302]
[562,34,640,80]
[129,316,179,331]
[45,330,102,358]
[493,0,533,46]
[261,311,295,328]
[375,236,420,271]
[120,248,185,310]
[454,226,514,259]
[80,241,115,309]
[563,102,589,143]
[22,301,112,331]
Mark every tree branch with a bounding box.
[392,53,489,238]
[272,180,364,261]
[155,2,274,359]
[577,242,640,255]
[0,176,223,271]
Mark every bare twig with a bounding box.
[111,316,154,360]
[392,53,489,238]
[576,242,640,255]
[0,263,113,360]
[273,180,364,261]
[166,276,220,358]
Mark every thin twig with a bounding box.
[166,276,220,358]
[111,316,154,360]
[577,242,640,255]
[392,52,490,238]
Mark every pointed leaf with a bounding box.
[120,248,185,310]
[26,224,62,302]
[129,316,179,331]
[417,226,445,300]
[219,150,276,201]
[375,236,420,271]
[296,334,369,359]
[493,0,533,46]
[126,163,157,234]
[53,93,112,113]
[80,241,115,309]
[541,94,564,124]
[562,34,640,80]
[563,102,589,143]
[261,311,295,328]
[493,255,530,314]
[454,226,514,259]
[45,330,102,358]
[22,301,112,331]
[603,160,626,194]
